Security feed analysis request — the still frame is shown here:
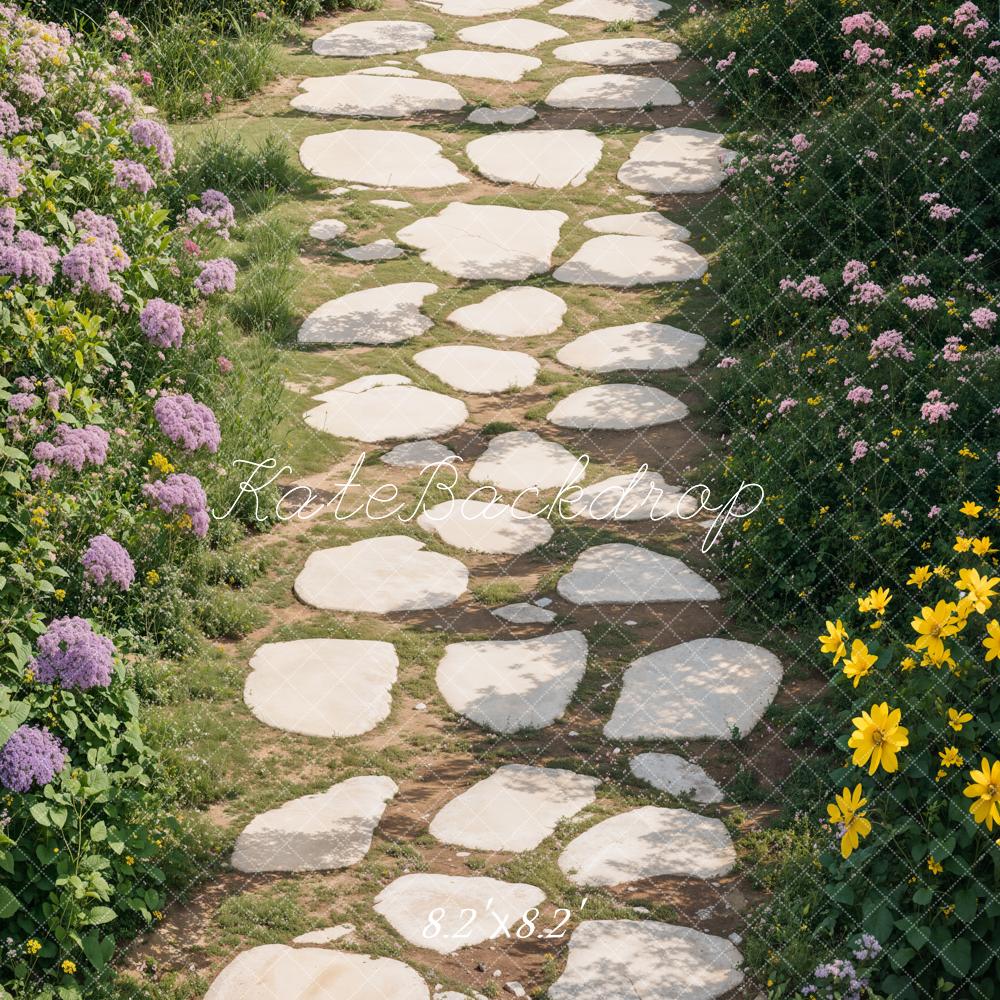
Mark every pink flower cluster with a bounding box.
[186,189,235,240]
[153,393,221,453]
[920,389,958,424]
[82,534,135,590]
[143,472,210,536]
[780,275,828,299]
[140,297,184,348]
[32,424,109,477]
[194,257,237,296]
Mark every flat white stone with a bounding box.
[292,924,355,945]
[625,193,653,205]
[469,430,584,491]
[630,753,724,804]
[556,321,705,371]
[550,0,670,20]
[437,631,586,732]
[567,472,699,521]
[374,874,545,954]
[204,945,428,1000]
[292,76,464,118]
[457,18,568,50]
[338,373,412,392]
[583,211,689,240]
[548,384,688,429]
[557,543,719,604]
[300,130,467,188]
[371,198,412,209]
[312,20,435,57]
[558,806,735,885]
[419,0,544,15]
[545,73,680,109]
[466,130,603,188]
[305,377,468,442]
[297,283,437,346]
[341,240,405,261]
[231,776,397,873]
[554,235,708,286]
[418,499,552,554]
[350,66,421,77]
[493,602,556,623]
[554,37,681,65]
[429,764,599,851]
[619,127,736,194]
[397,203,567,280]
[418,49,542,82]
[548,921,743,1000]
[448,286,566,339]
[308,218,347,240]
[382,439,459,468]
[414,345,539,394]
[605,638,782,740]
[467,105,537,125]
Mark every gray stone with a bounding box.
[340,239,405,261]
[545,73,680,109]
[467,105,537,125]
[297,282,437,346]
[492,602,556,624]
[556,321,704,371]
[292,76,464,118]
[553,235,708,286]
[629,753,724,804]
[371,198,412,209]
[469,430,584,491]
[312,20,435,57]
[547,383,688,429]
[466,130,603,188]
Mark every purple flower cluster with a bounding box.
[0,230,58,285]
[129,119,174,170]
[143,472,210,536]
[82,534,135,590]
[32,424,110,475]
[0,725,65,793]
[0,150,26,197]
[140,298,184,348]
[0,98,21,138]
[112,158,155,194]
[8,391,39,413]
[61,236,130,300]
[31,616,115,689]
[105,82,133,106]
[73,209,120,244]
[194,257,237,296]
[869,329,915,362]
[186,189,235,240]
[154,393,221,453]
[920,388,957,423]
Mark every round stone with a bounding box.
[618,127,736,194]
[414,345,539,394]
[567,472,700,521]
[295,536,468,613]
[604,638,783,740]
[397,203,567,280]
[548,384,688,429]
[312,20,435,57]
[429,764,600,851]
[308,218,347,240]
[466,129,603,189]
[556,321,705,371]
[417,49,542,82]
[548,921,743,1000]
[300,130,467,188]
[558,806,735,885]
[340,240,405,261]
[291,76,465,118]
[630,753,724,804]
[419,0,544,15]
[553,37,681,64]
[553,235,708,286]
[382,439,459,468]
[556,543,720,604]
[204,945,429,1000]
[297,283,437,345]
[245,638,398,738]
[467,105,537,125]
[469,430,584,491]
[448,286,566,339]
[231,775,397,873]
[583,211,690,239]
[418,499,552,554]
[437,631,587,732]
[304,377,468,442]
[545,73,680,109]
[492,602,557,623]
[374,874,545,954]
[457,18,568,50]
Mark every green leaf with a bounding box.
[954,888,978,922]
[905,925,931,950]
[87,906,117,926]
[913,886,934,906]
[941,936,972,977]
[140,268,158,290]
[90,821,107,842]
[29,802,51,827]
[0,885,21,918]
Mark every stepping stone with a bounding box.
[350,66,421,77]
[414,345,539,394]
[419,0,544,15]
[374,874,545,954]
[548,384,688,429]
[382,439,458,468]
[292,924,355,945]
[467,105,537,125]
[605,638,782,740]
[418,499,552,554]
[417,50,542,82]
[567,472,699,521]
[340,240,405,261]
[558,806,735,885]
[583,211,689,240]
[557,543,719,604]
[625,193,653,205]
[397,203,567,280]
[204,945,428,1000]
[291,76,464,118]
[457,18,568,50]
[554,235,707,286]
[297,283,437,345]
[429,764,599,851]
[619,127,736,194]
[493,602,557,623]
[436,631,587,732]
[548,921,743,1000]
[630,752,724,804]
[371,198,412,209]
[244,638,398,738]
[556,321,705,371]
[231,775,397,872]
[304,376,468,442]
[295,536,468,613]
[545,73,680,109]
[550,0,671,20]
[466,130,603,188]
[308,218,347,240]
[312,20,435,57]
[554,37,681,64]
[448,286,566,339]
[300,130,466,188]
[470,430,584,491]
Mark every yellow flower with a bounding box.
[961,501,983,518]
[826,784,872,859]
[819,619,848,664]
[857,595,872,613]
[933,565,952,579]
[954,536,972,553]
[963,758,1000,830]
[911,601,964,659]
[939,746,964,769]
[972,536,996,556]
[866,587,891,615]
[927,857,943,875]
[843,639,877,687]
[984,619,1000,662]
[849,703,909,775]
[61,960,76,975]
[947,708,973,732]
[149,452,175,475]
[901,656,917,671]
[146,570,160,586]
[956,568,999,614]
[25,939,41,955]
[907,565,932,589]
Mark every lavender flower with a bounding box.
[61,237,130,297]
[16,72,45,103]
[105,82,133,106]
[0,726,65,793]
[82,534,135,590]
[8,392,39,413]
[129,119,174,170]
[32,424,109,472]
[0,206,14,243]
[140,298,184,348]
[194,257,237,296]
[31,616,115,690]
[0,151,26,197]
[143,472,210,536]
[112,158,155,194]
[73,210,120,244]
[0,98,21,138]
[186,189,235,239]
[0,231,58,285]
[154,394,221,453]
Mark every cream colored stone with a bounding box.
[553,37,681,64]
[418,499,552,555]
[618,127,736,194]
[546,73,680,109]
[466,129,603,188]
[308,218,347,240]
[414,345,539,393]
[312,20,435,57]
[548,383,688,429]
[583,211,689,239]
[457,18,568,50]
[629,753,724,804]
[292,76,464,118]
[298,283,437,345]
[418,49,542,82]
[553,235,708,286]
[556,321,704,371]
[340,239,405,261]
[448,286,566,339]
[469,431,584,491]
[467,105,537,125]
[567,472,699,521]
